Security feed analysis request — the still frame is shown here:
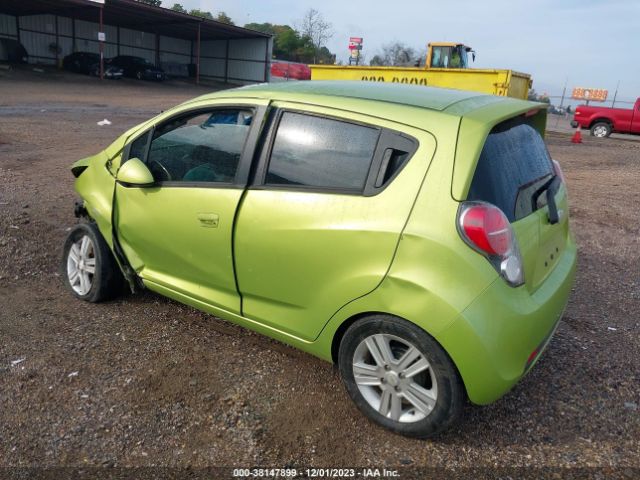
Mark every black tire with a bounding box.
[61,222,124,302]
[590,121,612,138]
[338,315,465,438]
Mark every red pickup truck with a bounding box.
[571,97,640,137]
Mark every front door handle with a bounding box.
[197,213,219,228]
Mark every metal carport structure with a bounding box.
[0,0,272,84]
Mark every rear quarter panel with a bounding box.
[312,111,498,358]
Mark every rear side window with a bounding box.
[265,112,380,190]
[467,121,553,221]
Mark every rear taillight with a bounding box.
[458,202,524,287]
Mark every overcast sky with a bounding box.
[182,0,639,104]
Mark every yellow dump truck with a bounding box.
[310,42,533,100]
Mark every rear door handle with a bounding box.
[197,213,219,228]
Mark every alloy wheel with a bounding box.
[352,333,438,423]
[593,125,608,137]
[66,234,96,296]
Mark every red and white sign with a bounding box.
[348,37,363,51]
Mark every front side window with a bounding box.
[128,130,150,161]
[265,112,379,191]
[136,109,253,183]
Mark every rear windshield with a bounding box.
[467,119,553,221]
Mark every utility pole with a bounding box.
[611,80,620,108]
[559,77,567,109]
[87,0,105,79]
[555,77,568,129]
[99,4,104,80]
[195,22,201,85]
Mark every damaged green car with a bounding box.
[63,81,576,437]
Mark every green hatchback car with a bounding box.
[63,81,576,438]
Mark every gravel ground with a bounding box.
[0,68,639,477]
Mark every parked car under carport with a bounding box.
[63,52,123,79]
[109,55,166,81]
[0,38,28,64]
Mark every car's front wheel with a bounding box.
[338,315,465,438]
[61,223,124,302]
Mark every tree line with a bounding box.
[135,1,335,64]
[134,1,440,67]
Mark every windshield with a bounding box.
[431,46,468,68]
[467,120,554,221]
[133,57,154,66]
[456,46,469,68]
[431,47,448,68]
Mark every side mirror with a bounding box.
[116,158,154,186]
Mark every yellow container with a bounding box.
[309,65,532,100]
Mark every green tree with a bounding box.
[370,42,417,66]
[527,89,551,103]
[297,8,333,63]
[244,22,275,35]
[215,12,234,25]
[316,46,335,64]
[137,0,162,6]
[170,3,187,13]
[189,9,213,19]
[370,54,385,66]
[243,20,337,64]
[273,26,300,59]
[294,34,316,63]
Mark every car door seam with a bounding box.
[312,132,440,342]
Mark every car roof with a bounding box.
[208,80,523,115]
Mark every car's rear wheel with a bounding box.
[61,223,124,302]
[590,122,611,137]
[338,315,465,438]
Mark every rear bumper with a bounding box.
[435,237,577,405]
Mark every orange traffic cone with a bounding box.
[571,125,582,144]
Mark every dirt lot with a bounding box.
[1,69,639,475]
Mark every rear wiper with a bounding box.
[532,175,561,224]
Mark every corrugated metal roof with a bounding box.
[0,0,271,41]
